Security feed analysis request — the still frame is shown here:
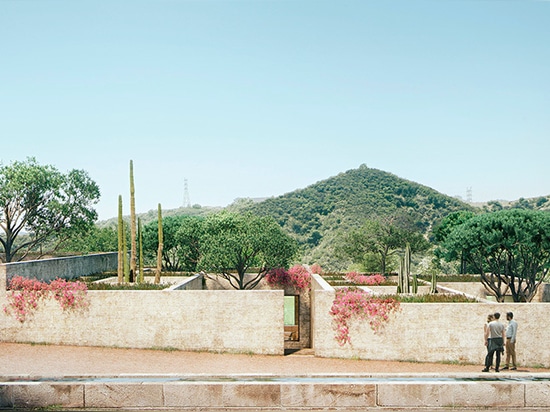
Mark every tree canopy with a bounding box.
[142,214,205,272]
[438,209,550,302]
[198,212,297,290]
[337,214,430,274]
[0,158,100,262]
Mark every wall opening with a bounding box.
[284,295,299,341]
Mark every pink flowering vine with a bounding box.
[310,263,323,275]
[4,276,89,323]
[329,287,400,346]
[266,264,311,291]
[345,272,386,286]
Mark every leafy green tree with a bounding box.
[439,209,550,302]
[0,158,100,262]
[432,211,476,274]
[143,214,202,271]
[198,212,297,290]
[60,225,118,253]
[337,215,430,274]
[174,215,205,272]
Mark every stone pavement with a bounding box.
[2,343,550,410]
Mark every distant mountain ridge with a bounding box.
[240,164,475,269]
[98,164,549,270]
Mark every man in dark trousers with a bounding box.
[482,312,506,372]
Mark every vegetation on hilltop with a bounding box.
[241,164,475,270]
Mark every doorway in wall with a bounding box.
[284,295,299,341]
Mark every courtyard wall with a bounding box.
[0,260,284,355]
[1,253,118,283]
[311,274,550,367]
[2,256,550,365]
[0,288,284,355]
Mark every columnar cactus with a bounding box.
[138,217,144,284]
[397,243,412,294]
[117,195,124,284]
[155,203,163,285]
[430,271,438,294]
[129,160,136,282]
[123,219,129,283]
[407,244,418,294]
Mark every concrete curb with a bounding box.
[2,373,550,410]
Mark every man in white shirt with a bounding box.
[502,312,518,370]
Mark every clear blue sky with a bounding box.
[1,0,548,220]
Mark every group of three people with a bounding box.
[483,311,518,372]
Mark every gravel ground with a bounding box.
[2,342,547,377]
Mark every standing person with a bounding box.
[484,314,495,369]
[502,312,518,370]
[483,312,506,372]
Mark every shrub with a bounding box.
[266,264,311,291]
[310,263,323,275]
[345,271,386,286]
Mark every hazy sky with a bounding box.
[1,0,548,220]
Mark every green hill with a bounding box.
[241,164,475,270]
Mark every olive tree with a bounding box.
[0,158,100,262]
[439,209,550,302]
[337,215,429,274]
[198,212,297,290]
[143,214,205,272]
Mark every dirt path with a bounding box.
[2,342,547,377]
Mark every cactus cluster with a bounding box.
[397,243,418,294]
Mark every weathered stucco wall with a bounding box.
[1,288,284,355]
[2,253,118,283]
[311,275,550,367]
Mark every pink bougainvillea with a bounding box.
[266,264,311,291]
[345,272,386,286]
[3,276,89,323]
[329,287,400,346]
[310,263,323,275]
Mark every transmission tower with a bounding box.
[466,187,473,203]
[183,179,191,208]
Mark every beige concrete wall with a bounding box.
[0,289,284,355]
[2,253,118,282]
[203,273,312,349]
[311,275,550,367]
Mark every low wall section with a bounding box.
[311,274,550,367]
[0,288,284,355]
[1,253,118,283]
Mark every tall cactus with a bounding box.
[117,195,124,284]
[397,243,412,294]
[129,160,136,282]
[123,218,129,283]
[155,203,163,285]
[138,217,144,284]
[430,271,438,294]
[406,243,418,294]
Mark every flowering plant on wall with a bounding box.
[330,287,400,346]
[310,263,323,275]
[345,272,385,286]
[266,264,311,291]
[4,276,90,323]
